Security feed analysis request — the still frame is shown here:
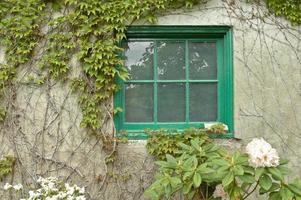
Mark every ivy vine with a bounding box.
[0,0,202,132]
[0,156,15,180]
[266,0,301,25]
[0,0,299,135]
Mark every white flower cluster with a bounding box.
[3,176,86,200]
[246,138,280,168]
[212,184,229,200]
[4,183,23,191]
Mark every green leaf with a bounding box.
[222,171,234,187]
[269,192,281,200]
[255,167,265,180]
[197,166,215,174]
[238,174,256,184]
[166,154,177,166]
[268,167,284,181]
[170,177,182,190]
[155,161,169,168]
[259,174,272,191]
[233,165,244,176]
[183,171,194,181]
[183,182,193,194]
[280,159,289,165]
[186,190,195,200]
[212,158,230,166]
[235,154,249,164]
[193,172,202,188]
[190,138,200,150]
[280,187,293,200]
[287,183,301,196]
[183,156,198,171]
[259,183,280,194]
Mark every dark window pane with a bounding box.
[158,83,185,122]
[157,41,185,80]
[125,42,154,80]
[189,83,217,121]
[125,84,153,122]
[189,42,217,80]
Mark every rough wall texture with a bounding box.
[0,0,300,199]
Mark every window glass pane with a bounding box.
[189,83,217,121]
[157,41,185,80]
[125,83,153,122]
[158,83,185,122]
[189,42,217,80]
[124,42,154,80]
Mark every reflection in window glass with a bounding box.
[125,42,154,80]
[189,42,217,80]
[157,41,186,80]
[189,83,217,121]
[125,84,153,122]
[158,83,185,122]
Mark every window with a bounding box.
[114,26,233,139]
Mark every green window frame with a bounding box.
[114,26,233,139]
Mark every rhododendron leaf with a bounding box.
[170,177,182,190]
[238,174,255,184]
[229,185,241,200]
[269,192,281,200]
[166,154,177,165]
[155,161,169,168]
[287,183,301,196]
[255,167,265,180]
[164,184,172,196]
[190,139,200,150]
[217,165,230,176]
[259,174,272,190]
[259,183,280,194]
[183,156,198,170]
[233,165,244,176]
[187,190,195,200]
[212,159,230,167]
[183,171,194,181]
[280,159,289,165]
[280,187,293,199]
[268,167,283,181]
[193,172,202,187]
[235,154,249,164]
[178,142,191,150]
[277,165,290,175]
[183,182,193,194]
[222,171,234,187]
[243,166,255,174]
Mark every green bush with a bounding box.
[145,128,301,200]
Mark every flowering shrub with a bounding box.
[145,129,301,200]
[4,177,86,200]
[246,138,280,168]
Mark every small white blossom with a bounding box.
[13,183,23,191]
[79,187,85,194]
[4,177,85,200]
[76,195,86,200]
[3,183,12,190]
[212,184,228,200]
[246,138,280,168]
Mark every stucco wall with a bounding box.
[0,0,300,199]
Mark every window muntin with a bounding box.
[114,26,233,139]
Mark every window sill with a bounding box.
[117,131,234,140]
